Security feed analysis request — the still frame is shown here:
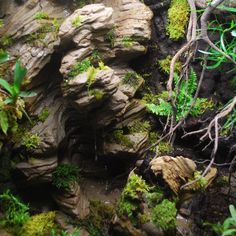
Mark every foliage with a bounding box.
[38,107,50,122]
[0,19,4,28]
[199,19,236,70]
[122,72,142,87]
[152,199,177,231]
[187,171,207,190]
[157,140,174,155]
[89,89,104,100]
[105,27,116,47]
[52,164,80,192]
[128,120,151,133]
[209,205,236,236]
[33,11,50,20]
[0,52,36,135]
[68,59,91,79]
[0,190,29,228]
[22,132,41,151]
[122,36,134,47]
[146,68,214,120]
[21,211,55,236]
[72,16,82,28]
[145,187,163,208]
[51,228,81,236]
[107,129,133,147]
[221,108,236,136]
[0,35,13,48]
[119,173,149,222]
[166,0,189,40]
[158,56,182,74]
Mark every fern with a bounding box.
[146,99,173,116]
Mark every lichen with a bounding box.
[152,199,177,231]
[166,0,190,40]
[158,56,182,74]
[20,211,55,236]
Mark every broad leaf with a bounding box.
[19,91,37,98]
[13,60,27,91]
[4,97,14,104]
[231,30,236,37]
[222,229,236,236]
[229,205,236,221]
[0,78,13,95]
[0,110,8,134]
[0,51,9,64]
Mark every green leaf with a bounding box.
[0,110,9,134]
[229,205,236,221]
[0,78,13,95]
[222,229,236,236]
[13,60,27,92]
[231,30,236,37]
[0,51,9,64]
[19,91,37,98]
[4,97,14,104]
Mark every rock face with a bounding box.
[1,0,153,220]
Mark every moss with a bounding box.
[107,130,133,147]
[188,171,207,190]
[86,66,97,89]
[105,27,116,47]
[52,164,80,192]
[0,35,13,48]
[152,199,177,231]
[122,36,134,47]
[145,187,163,207]
[158,56,182,74]
[22,132,40,151]
[142,91,159,104]
[33,11,50,20]
[38,107,49,122]
[72,15,82,28]
[157,141,174,155]
[89,89,104,100]
[119,173,149,222]
[68,59,91,79]
[122,72,142,87]
[0,19,4,29]
[21,211,55,236]
[128,120,151,133]
[166,0,190,40]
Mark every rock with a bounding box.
[16,157,57,184]
[150,156,197,194]
[52,182,90,220]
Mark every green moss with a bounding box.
[167,0,190,40]
[158,56,182,74]
[22,133,40,151]
[145,187,163,207]
[87,66,97,89]
[89,89,104,100]
[21,211,55,236]
[122,36,134,47]
[33,12,50,20]
[72,15,82,28]
[107,130,133,147]
[157,141,174,155]
[38,107,49,122]
[68,59,91,79]
[52,164,80,192]
[0,19,4,28]
[0,35,13,48]
[188,171,207,190]
[128,120,151,133]
[122,72,142,87]
[119,173,149,222]
[152,199,177,231]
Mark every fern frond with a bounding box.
[146,99,173,116]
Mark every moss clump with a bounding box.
[38,107,49,122]
[33,12,50,20]
[119,173,149,222]
[22,133,41,151]
[167,0,190,40]
[122,72,142,87]
[52,164,80,192]
[89,89,104,100]
[158,56,182,74]
[157,140,174,155]
[105,27,116,47]
[188,171,207,190]
[68,59,91,79]
[0,35,13,48]
[128,120,151,133]
[122,36,134,47]
[152,199,177,231]
[72,15,82,28]
[21,211,55,236]
[107,130,133,147]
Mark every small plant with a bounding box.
[122,36,134,47]
[0,190,29,227]
[38,107,50,122]
[0,35,13,48]
[68,59,91,79]
[0,19,4,28]
[208,205,236,236]
[166,0,190,40]
[158,56,182,74]
[89,89,104,100]
[33,11,50,20]
[51,228,81,236]
[105,27,116,47]
[72,15,82,28]
[152,199,177,231]
[52,164,80,192]
[107,129,133,147]
[122,72,142,87]
[22,132,41,151]
[21,211,55,236]
[128,120,151,133]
